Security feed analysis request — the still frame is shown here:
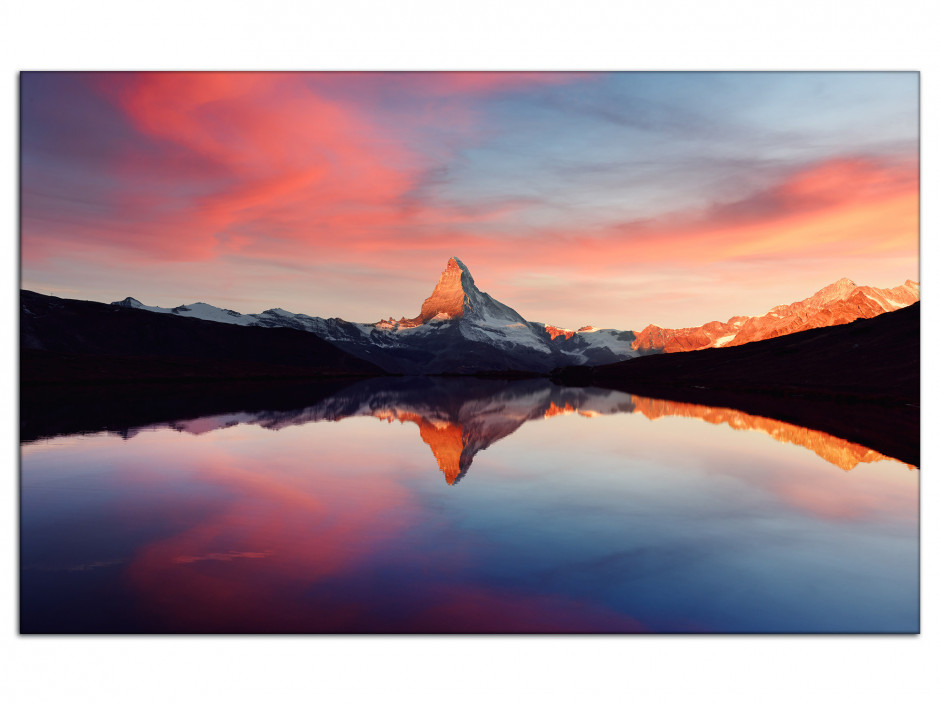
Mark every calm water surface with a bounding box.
[20,378,918,633]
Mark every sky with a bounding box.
[20,71,919,329]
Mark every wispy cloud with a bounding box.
[20,72,918,328]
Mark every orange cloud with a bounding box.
[42,72,572,270]
[106,73,420,259]
[20,73,918,331]
[285,155,919,321]
[512,156,919,273]
[412,71,590,94]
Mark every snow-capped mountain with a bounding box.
[114,257,641,373]
[631,278,920,354]
[112,259,920,373]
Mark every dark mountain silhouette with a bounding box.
[21,290,384,384]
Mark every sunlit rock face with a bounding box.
[109,256,643,373]
[545,325,577,341]
[632,279,919,354]
[383,257,471,329]
[412,257,473,324]
[109,259,919,373]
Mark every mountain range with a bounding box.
[21,289,382,383]
[112,258,636,373]
[20,272,921,465]
[109,257,918,374]
[632,277,919,353]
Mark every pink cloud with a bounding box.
[20,74,918,331]
[38,75,917,276]
[494,155,920,273]
[24,72,577,270]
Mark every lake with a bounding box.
[20,377,919,633]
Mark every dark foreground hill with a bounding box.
[555,303,920,466]
[21,290,385,384]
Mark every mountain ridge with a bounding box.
[632,278,919,353]
[112,257,641,373]
[105,258,918,373]
[21,290,384,384]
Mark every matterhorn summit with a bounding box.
[105,257,919,374]
[413,257,476,323]
[398,257,531,330]
[109,256,641,372]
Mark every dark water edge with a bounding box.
[576,380,918,468]
[20,377,367,443]
[20,372,918,467]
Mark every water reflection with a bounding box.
[628,396,916,472]
[72,377,915,480]
[21,378,918,633]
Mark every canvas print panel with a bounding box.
[19,71,919,634]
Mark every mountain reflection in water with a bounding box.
[21,376,918,634]
[95,377,914,481]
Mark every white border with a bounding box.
[4,2,938,704]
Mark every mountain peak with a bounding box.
[808,277,858,306]
[443,256,476,289]
[822,277,857,291]
[409,257,479,324]
[113,296,143,308]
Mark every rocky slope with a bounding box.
[632,278,919,353]
[114,257,641,373]
[112,259,919,372]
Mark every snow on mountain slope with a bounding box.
[112,262,919,372]
[631,278,920,354]
[378,257,556,356]
[556,327,639,364]
[115,297,258,326]
[114,257,640,373]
